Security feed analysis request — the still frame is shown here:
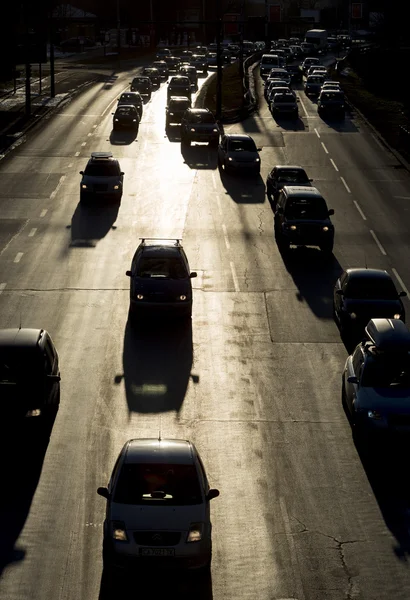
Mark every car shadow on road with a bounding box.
[0,427,52,575]
[218,164,265,203]
[355,438,410,560]
[181,145,218,170]
[115,319,197,414]
[98,565,213,600]
[318,114,359,133]
[67,202,119,247]
[109,130,138,145]
[279,245,343,319]
[273,115,307,131]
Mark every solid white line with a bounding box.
[28,228,37,237]
[40,209,48,217]
[371,133,385,150]
[100,85,129,117]
[314,127,320,138]
[50,175,66,200]
[75,151,80,156]
[211,172,217,190]
[230,261,239,292]
[222,224,230,249]
[81,142,87,147]
[353,200,366,220]
[298,95,309,118]
[279,497,306,600]
[68,162,73,168]
[0,283,6,294]
[14,252,23,263]
[321,142,329,154]
[392,268,410,298]
[394,196,410,200]
[340,176,351,193]
[370,230,387,256]
[330,158,339,172]
[216,194,223,216]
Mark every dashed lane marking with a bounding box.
[81,142,87,146]
[353,201,366,220]
[216,194,223,216]
[50,175,66,200]
[0,283,6,294]
[321,142,329,154]
[75,151,80,156]
[14,252,23,263]
[392,268,410,297]
[40,209,48,217]
[330,158,339,172]
[222,224,230,249]
[28,228,37,237]
[314,127,320,138]
[230,261,239,292]
[298,95,309,118]
[340,177,351,193]
[370,230,387,256]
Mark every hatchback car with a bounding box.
[126,238,197,321]
[164,56,181,73]
[266,165,312,202]
[112,105,139,131]
[217,134,262,175]
[333,268,406,337]
[342,318,410,440]
[180,108,220,147]
[166,96,192,127]
[318,89,345,119]
[117,92,143,119]
[270,92,298,120]
[130,76,152,100]
[304,74,325,96]
[79,152,124,205]
[0,328,60,429]
[152,60,169,79]
[167,75,191,102]
[156,48,171,59]
[179,65,198,89]
[274,186,335,253]
[97,439,220,571]
[142,67,160,88]
[268,86,295,106]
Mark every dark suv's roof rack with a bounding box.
[139,237,182,247]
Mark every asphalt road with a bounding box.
[1,55,410,600]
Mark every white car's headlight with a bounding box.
[187,522,204,543]
[228,157,233,161]
[81,184,87,189]
[290,225,297,230]
[213,128,218,132]
[255,158,260,162]
[368,410,382,420]
[114,118,119,121]
[112,521,128,542]
[113,185,120,190]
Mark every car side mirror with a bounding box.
[97,486,110,499]
[125,270,132,277]
[207,488,220,501]
[48,374,61,382]
[79,171,84,175]
[309,178,313,182]
[399,291,407,297]
[120,172,124,175]
[111,112,114,115]
[347,376,358,385]
[328,209,334,216]
[190,272,197,278]
[257,147,262,152]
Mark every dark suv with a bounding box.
[130,76,152,100]
[166,96,192,127]
[167,75,191,102]
[79,152,124,205]
[126,238,197,321]
[180,109,220,147]
[0,328,60,429]
[274,186,335,253]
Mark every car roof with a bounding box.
[187,108,210,113]
[274,165,306,171]
[365,319,410,351]
[345,268,392,280]
[225,134,253,141]
[124,439,195,465]
[0,328,41,349]
[170,96,190,102]
[282,186,323,197]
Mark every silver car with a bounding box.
[98,438,219,572]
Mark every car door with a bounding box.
[275,191,286,221]
[334,271,347,316]
[345,346,364,415]
[218,135,226,162]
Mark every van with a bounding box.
[260,54,283,79]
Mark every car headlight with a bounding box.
[255,158,260,162]
[213,128,218,132]
[349,312,357,319]
[133,119,137,122]
[190,128,196,132]
[169,112,174,116]
[322,226,329,231]
[136,294,144,300]
[113,185,120,190]
[290,225,297,230]
[25,408,41,417]
[81,184,87,189]
[179,295,187,301]
[368,410,382,420]
[394,313,401,319]
[187,522,204,543]
[114,118,119,121]
[228,157,233,161]
[112,521,128,542]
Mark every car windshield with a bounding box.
[137,257,188,279]
[0,349,42,384]
[84,162,120,176]
[189,112,215,123]
[120,94,139,103]
[361,353,410,388]
[277,169,309,183]
[321,92,343,101]
[116,106,136,115]
[113,463,202,505]
[285,198,328,220]
[308,76,324,83]
[275,94,294,103]
[228,138,256,152]
[133,79,149,86]
[344,277,398,299]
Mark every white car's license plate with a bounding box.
[140,548,175,557]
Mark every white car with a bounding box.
[98,438,220,572]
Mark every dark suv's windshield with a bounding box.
[277,169,309,184]
[84,162,120,176]
[189,112,215,124]
[285,198,328,220]
[137,257,188,279]
[114,463,202,505]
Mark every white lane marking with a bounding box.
[394,196,410,200]
[353,201,367,220]
[222,224,230,249]
[321,142,329,154]
[100,85,129,117]
[371,133,385,150]
[392,268,410,298]
[81,142,87,147]
[298,95,309,118]
[211,172,217,190]
[314,127,320,138]
[216,194,223,216]
[370,230,387,256]
[68,162,73,168]
[330,158,339,172]
[50,175,66,200]
[230,261,239,292]
[87,133,92,137]
[75,151,80,156]
[279,497,306,600]
[0,283,7,294]
[14,252,23,263]
[93,124,97,128]
[340,177,351,193]
[40,209,48,217]
[28,228,37,237]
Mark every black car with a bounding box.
[318,89,345,120]
[126,238,197,321]
[117,92,143,119]
[180,108,220,147]
[0,328,60,429]
[190,55,208,76]
[166,96,192,127]
[79,152,124,205]
[266,165,312,202]
[274,186,335,253]
[333,268,406,337]
[130,76,152,100]
[112,105,139,131]
[167,75,191,102]
[152,60,169,79]
[164,56,181,73]
[270,92,298,120]
[286,64,303,83]
[142,67,160,88]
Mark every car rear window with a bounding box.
[116,106,136,115]
[188,112,215,124]
[84,162,120,176]
[275,94,294,103]
[137,257,188,279]
[277,169,308,183]
[114,463,202,505]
